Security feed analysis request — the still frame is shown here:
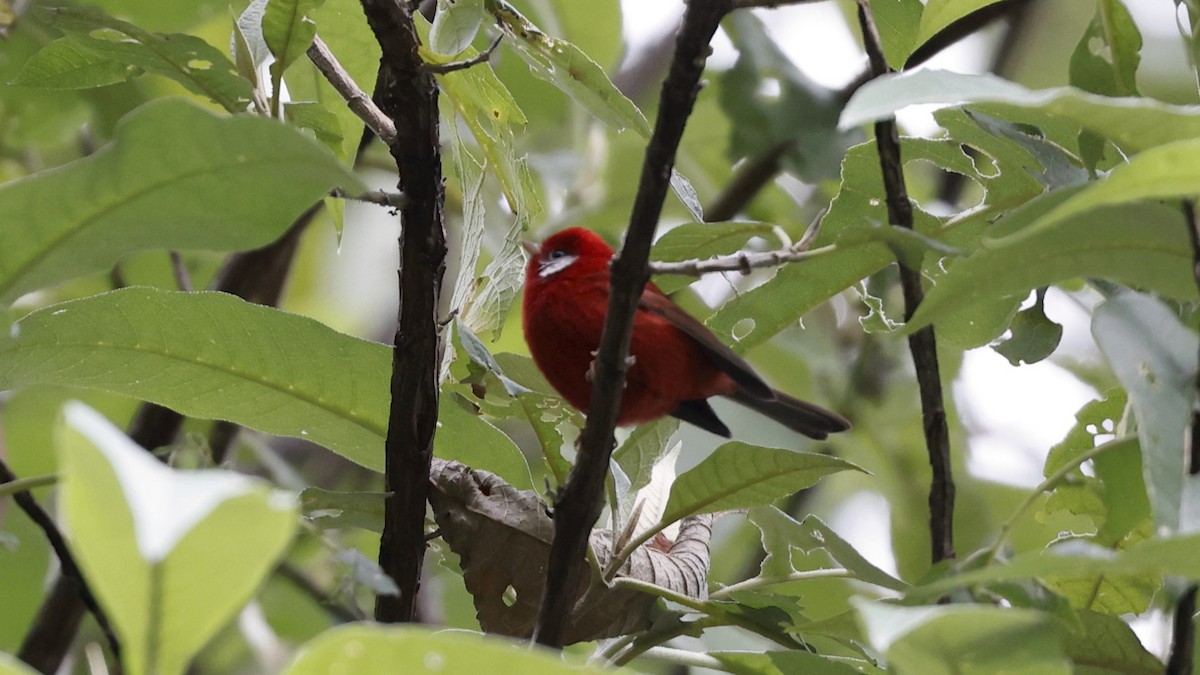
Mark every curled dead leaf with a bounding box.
[429,458,712,644]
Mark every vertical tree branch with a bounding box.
[356,0,446,624]
[1168,198,1200,675]
[533,0,733,648]
[854,0,955,564]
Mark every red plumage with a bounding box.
[521,227,849,439]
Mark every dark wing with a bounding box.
[638,290,775,400]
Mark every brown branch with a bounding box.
[423,34,503,74]
[1169,586,1198,675]
[0,458,121,667]
[855,0,955,565]
[357,0,447,624]
[532,0,732,648]
[307,35,398,146]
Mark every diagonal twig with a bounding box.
[307,35,398,145]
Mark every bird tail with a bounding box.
[725,388,850,440]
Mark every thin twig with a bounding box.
[423,34,503,74]
[168,251,192,292]
[648,213,831,276]
[331,188,409,209]
[855,0,955,565]
[306,35,398,146]
[904,0,1031,69]
[358,0,447,624]
[0,457,122,664]
[532,0,733,648]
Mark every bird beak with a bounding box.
[520,240,539,257]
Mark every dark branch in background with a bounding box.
[854,0,955,564]
[307,36,398,145]
[704,141,792,222]
[903,0,1031,69]
[18,209,316,675]
[533,0,733,648]
[1168,199,1200,675]
[356,0,446,624]
[0,459,120,665]
[276,562,365,623]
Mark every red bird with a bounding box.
[521,227,850,439]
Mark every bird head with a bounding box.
[522,227,615,282]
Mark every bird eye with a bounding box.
[547,249,567,260]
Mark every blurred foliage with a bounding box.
[0,0,1199,673]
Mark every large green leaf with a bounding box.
[854,600,1071,674]
[908,189,1194,330]
[662,442,863,526]
[283,624,607,674]
[841,70,1200,155]
[1093,292,1200,534]
[1,288,389,469]
[0,99,361,304]
[29,7,252,111]
[11,37,136,89]
[60,403,296,675]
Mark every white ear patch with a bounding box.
[538,253,579,279]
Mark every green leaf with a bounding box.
[612,418,679,493]
[854,600,1071,674]
[1,288,390,470]
[1064,609,1162,675]
[661,442,863,525]
[908,189,1194,331]
[489,0,649,136]
[0,98,361,303]
[915,1,1008,50]
[993,291,1063,366]
[430,0,485,56]
[914,533,1200,596]
[1069,0,1142,97]
[1019,137,1200,236]
[460,223,527,339]
[1093,292,1199,533]
[300,487,387,532]
[285,101,344,150]
[436,391,533,490]
[711,650,879,675]
[841,70,1200,155]
[35,6,252,112]
[12,37,137,89]
[263,0,324,115]
[418,20,542,222]
[283,624,608,674]
[748,507,908,592]
[650,221,778,294]
[721,12,859,182]
[60,403,296,675]
[867,0,922,69]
